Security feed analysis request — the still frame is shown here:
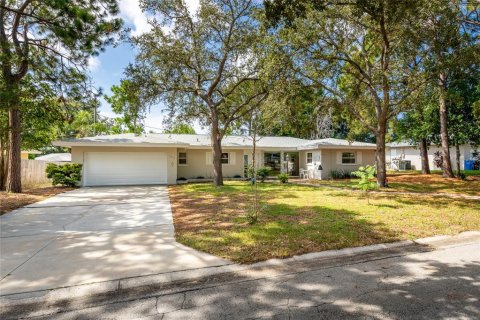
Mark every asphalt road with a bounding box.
[2,236,480,319]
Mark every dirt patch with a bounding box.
[169,186,250,233]
[386,174,480,196]
[0,186,74,215]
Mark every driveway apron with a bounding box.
[0,186,230,296]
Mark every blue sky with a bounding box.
[87,0,202,133]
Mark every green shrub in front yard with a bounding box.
[257,167,272,182]
[277,173,289,183]
[352,165,377,204]
[330,169,355,179]
[46,163,82,187]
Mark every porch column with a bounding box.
[280,151,285,173]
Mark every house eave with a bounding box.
[297,145,376,150]
[52,141,189,148]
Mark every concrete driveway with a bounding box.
[0,186,230,296]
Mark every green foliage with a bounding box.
[352,165,377,204]
[164,122,196,134]
[104,80,145,134]
[352,166,377,190]
[330,169,354,180]
[277,173,289,183]
[256,167,272,182]
[46,163,83,187]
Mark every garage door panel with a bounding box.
[84,152,167,186]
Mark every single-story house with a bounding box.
[386,142,478,171]
[53,134,376,186]
[35,153,71,162]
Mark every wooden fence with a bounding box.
[21,159,61,187]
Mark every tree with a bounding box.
[265,0,424,187]
[446,66,480,175]
[104,79,145,134]
[394,85,439,174]
[0,0,122,192]
[164,122,196,134]
[127,0,267,186]
[414,0,480,177]
[0,73,87,189]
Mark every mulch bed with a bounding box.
[0,186,74,215]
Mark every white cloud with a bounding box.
[119,0,200,36]
[185,0,200,16]
[87,56,101,72]
[119,0,152,36]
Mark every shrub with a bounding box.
[196,176,205,179]
[177,177,187,181]
[46,163,82,187]
[233,174,242,178]
[351,165,377,204]
[256,167,272,182]
[330,169,354,179]
[277,173,289,183]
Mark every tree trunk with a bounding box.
[6,106,22,193]
[211,113,224,186]
[419,138,430,174]
[0,140,7,190]
[455,142,461,177]
[438,72,454,178]
[375,121,387,187]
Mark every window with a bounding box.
[342,152,356,164]
[306,152,313,164]
[178,152,187,165]
[221,152,229,164]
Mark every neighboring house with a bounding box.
[35,153,71,162]
[21,150,41,159]
[386,142,477,171]
[53,134,376,186]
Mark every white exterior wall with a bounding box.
[319,149,376,179]
[386,145,475,171]
[176,148,245,179]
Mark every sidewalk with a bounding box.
[2,231,479,319]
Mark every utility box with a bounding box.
[399,160,412,171]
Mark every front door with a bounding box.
[283,152,299,176]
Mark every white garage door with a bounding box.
[84,152,167,186]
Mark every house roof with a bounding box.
[299,138,376,149]
[53,133,376,150]
[386,141,416,148]
[35,153,71,162]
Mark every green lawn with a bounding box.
[170,182,480,263]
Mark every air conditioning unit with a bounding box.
[399,160,412,171]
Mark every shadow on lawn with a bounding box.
[175,200,401,264]
[3,248,479,319]
[325,189,479,210]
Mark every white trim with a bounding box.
[341,151,357,165]
[221,152,230,165]
[306,152,313,164]
[178,151,188,166]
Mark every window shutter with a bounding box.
[357,151,362,164]
[230,151,236,165]
[206,152,212,165]
[336,151,342,164]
